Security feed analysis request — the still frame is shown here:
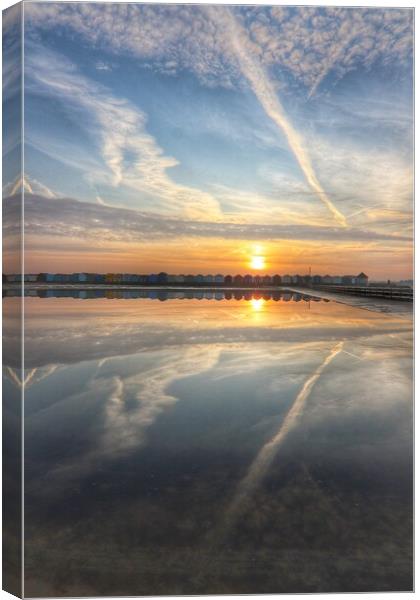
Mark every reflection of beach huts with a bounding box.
[233,291,243,300]
[204,291,214,300]
[24,274,38,283]
[283,292,292,301]
[215,292,224,300]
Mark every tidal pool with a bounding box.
[3,292,413,595]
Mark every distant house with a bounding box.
[224,275,233,285]
[262,275,272,286]
[214,274,224,285]
[272,274,282,286]
[282,274,292,284]
[243,274,253,286]
[355,272,368,286]
[331,276,342,284]
[322,275,333,284]
[233,274,243,286]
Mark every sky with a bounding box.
[3,3,414,278]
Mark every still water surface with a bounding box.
[4,292,413,595]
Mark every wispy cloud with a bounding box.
[207,7,347,228]
[4,192,411,245]
[3,174,58,199]
[25,43,222,220]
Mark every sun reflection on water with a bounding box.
[251,298,265,311]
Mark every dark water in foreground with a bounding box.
[3,293,413,595]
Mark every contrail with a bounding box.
[209,7,347,228]
[217,341,344,538]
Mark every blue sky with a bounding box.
[3,3,414,277]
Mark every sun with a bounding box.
[250,255,265,270]
[251,298,264,311]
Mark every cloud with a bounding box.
[24,4,413,95]
[3,192,411,247]
[25,43,222,220]
[95,61,112,72]
[3,174,58,199]
[308,137,413,237]
[207,6,347,228]
[255,7,413,94]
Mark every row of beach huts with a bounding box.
[4,272,369,286]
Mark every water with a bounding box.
[3,292,413,595]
